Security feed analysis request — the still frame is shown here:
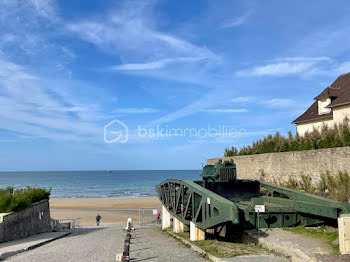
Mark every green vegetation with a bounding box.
[279,171,350,203]
[0,187,50,213]
[171,230,277,258]
[193,239,269,258]
[225,121,350,156]
[283,226,339,252]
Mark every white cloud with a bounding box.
[263,99,296,108]
[67,7,216,60]
[235,57,332,77]
[0,0,58,26]
[67,0,218,81]
[0,59,106,142]
[293,24,350,57]
[0,0,69,69]
[273,57,331,62]
[30,0,58,21]
[334,61,350,74]
[110,57,203,71]
[231,97,256,103]
[236,62,314,77]
[201,108,247,113]
[112,108,158,114]
[220,10,253,29]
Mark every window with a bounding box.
[318,99,331,115]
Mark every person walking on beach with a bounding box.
[96,214,101,226]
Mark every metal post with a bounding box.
[122,239,130,262]
[257,211,260,234]
[122,220,131,262]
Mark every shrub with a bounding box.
[0,187,50,213]
[299,174,315,193]
[0,187,13,213]
[280,171,350,203]
[322,171,350,203]
[224,120,350,156]
[281,176,299,190]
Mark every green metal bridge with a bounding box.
[156,161,350,232]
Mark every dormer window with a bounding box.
[318,98,331,115]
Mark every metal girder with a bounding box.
[156,179,237,229]
[260,182,350,217]
[156,177,350,231]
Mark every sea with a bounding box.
[0,170,201,198]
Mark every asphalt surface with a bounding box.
[6,225,204,262]
[130,226,204,262]
[6,225,290,262]
[7,226,122,262]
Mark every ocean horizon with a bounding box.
[0,170,201,198]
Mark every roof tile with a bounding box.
[293,73,350,124]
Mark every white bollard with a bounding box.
[125,218,135,230]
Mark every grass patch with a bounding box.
[193,239,270,258]
[0,186,50,213]
[164,228,287,259]
[172,230,274,258]
[170,234,191,248]
[196,252,210,261]
[284,226,339,252]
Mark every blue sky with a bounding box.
[1,0,350,171]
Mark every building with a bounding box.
[292,73,350,136]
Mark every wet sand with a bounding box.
[49,198,161,226]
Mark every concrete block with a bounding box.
[162,205,171,230]
[190,221,205,241]
[173,217,184,233]
[338,216,350,254]
[116,253,122,261]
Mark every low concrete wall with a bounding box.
[207,147,350,184]
[0,200,51,243]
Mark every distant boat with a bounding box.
[106,170,112,173]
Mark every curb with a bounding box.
[167,231,224,262]
[0,232,71,260]
[243,230,317,262]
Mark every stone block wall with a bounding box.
[207,147,350,184]
[0,199,51,243]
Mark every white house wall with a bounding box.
[296,118,334,136]
[333,104,350,124]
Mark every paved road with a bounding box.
[6,225,289,262]
[130,227,204,262]
[6,225,204,262]
[7,226,123,262]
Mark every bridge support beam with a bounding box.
[162,205,171,230]
[173,217,184,233]
[190,221,205,241]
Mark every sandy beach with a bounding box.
[50,198,161,226]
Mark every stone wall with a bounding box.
[207,147,350,184]
[0,200,51,243]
